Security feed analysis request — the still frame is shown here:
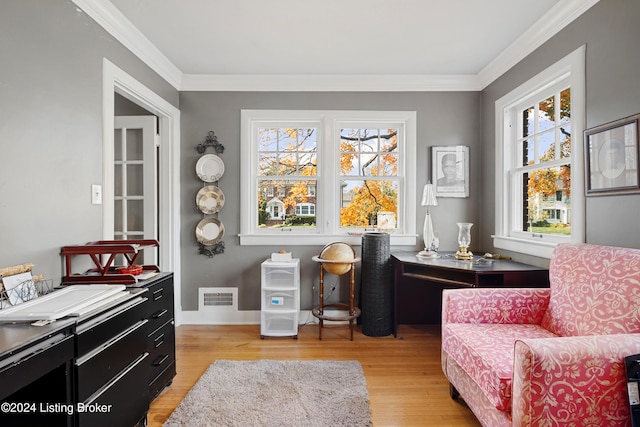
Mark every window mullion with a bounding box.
[555,92,562,161]
[320,115,336,234]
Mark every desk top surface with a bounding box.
[0,318,75,363]
[391,251,548,273]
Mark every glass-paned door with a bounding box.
[114,116,158,265]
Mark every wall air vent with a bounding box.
[198,287,238,312]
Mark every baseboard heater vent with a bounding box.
[199,287,238,312]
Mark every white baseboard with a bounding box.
[179,309,350,325]
[180,309,260,325]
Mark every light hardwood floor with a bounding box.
[148,323,481,427]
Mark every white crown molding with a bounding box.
[74,0,599,92]
[477,0,600,89]
[180,73,482,92]
[72,0,183,89]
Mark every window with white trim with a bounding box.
[494,47,585,258]
[240,110,417,246]
[295,203,315,217]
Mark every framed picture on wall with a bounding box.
[431,146,469,197]
[585,114,640,196]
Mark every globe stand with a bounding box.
[311,255,362,341]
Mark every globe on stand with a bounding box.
[317,242,356,275]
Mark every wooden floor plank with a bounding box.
[148,324,481,426]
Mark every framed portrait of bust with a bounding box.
[431,146,469,198]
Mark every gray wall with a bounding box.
[0,1,178,282]
[180,92,481,310]
[479,0,640,266]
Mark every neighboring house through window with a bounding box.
[493,46,585,258]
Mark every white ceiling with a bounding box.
[78,0,599,90]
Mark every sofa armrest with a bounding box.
[441,288,550,325]
[512,334,640,426]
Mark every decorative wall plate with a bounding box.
[195,218,225,245]
[195,154,225,182]
[196,185,225,214]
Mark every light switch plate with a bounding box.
[91,184,102,205]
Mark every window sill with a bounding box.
[239,233,417,246]
[492,235,556,259]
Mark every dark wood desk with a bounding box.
[392,251,549,334]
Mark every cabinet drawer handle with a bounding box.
[154,333,165,348]
[153,309,168,319]
[153,354,169,366]
[153,288,164,301]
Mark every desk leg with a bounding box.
[392,259,399,337]
[349,265,355,341]
[318,265,324,341]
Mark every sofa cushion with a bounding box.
[442,323,557,411]
[542,243,640,337]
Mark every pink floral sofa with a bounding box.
[441,243,640,426]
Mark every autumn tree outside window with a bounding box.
[340,127,399,230]
[240,110,417,246]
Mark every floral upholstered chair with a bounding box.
[441,243,640,426]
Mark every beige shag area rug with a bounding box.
[163,360,372,427]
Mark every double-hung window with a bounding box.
[493,47,585,258]
[240,110,417,246]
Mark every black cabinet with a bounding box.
[74,272,177,424]
[0,273,176,426]
[74,293,150,427]
[0,291,152,427]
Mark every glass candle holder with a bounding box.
[455,222,473,260]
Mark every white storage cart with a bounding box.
[260,258,300,339]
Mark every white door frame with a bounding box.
[102,58,182,325]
